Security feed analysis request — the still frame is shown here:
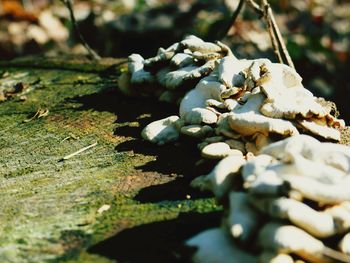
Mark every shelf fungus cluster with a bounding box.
[119,35,345,158]
[118,36,350,262]
[187,135,350,263]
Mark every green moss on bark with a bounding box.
[0,58,219,263]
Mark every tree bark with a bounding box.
[0,56,218,263]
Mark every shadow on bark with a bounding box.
[70,86,215,202]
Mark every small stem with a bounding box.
[267,3,295,68]
[23,108,49,123]
[322,246,350,263]
[246,0,263,17]
[61,0,100,60]
[223,0,245,39]
[60,142,98,161]
[261,0,283,64]
[245,0,295,68]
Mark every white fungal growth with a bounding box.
[201,142,242,159]
[261,135,350,171]
[260,134,321,161]
[179,77,228,125]
[180,125,213,138]
[143,50,175,70]
[128,54,154,84]
[240,136,350,204]
[121,35,349,262]
[224,98,239,111]
[179,76,226,115]
[258,222,325,262]
[297,118,341,141]
[186,228,257,263]
[251,197,337,238]
[244,170,289,196]
[180,35,223,54]
[325,202,350,234]
[218,55,246,88]
[241,154,275,183]
[283,175,350,204]
[258,63,328,120]
[170,53,194,68]
[290,154,346,183]
[206,98,226,109]
[183,107,218,125]
[259,252,294,263]
[141,116,182,145]
[123,36,344,153]
[188,135,350,262]
[191,154,246,199]
[260,86,327,119]
[226,192,261,243]
[158,65,198,89]
[244,61,262,88]
[339,232,350,254]
[227,93,299,137]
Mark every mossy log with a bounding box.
[0,56,220,263]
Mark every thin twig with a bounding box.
[322,246,350,263]
[60,133,79,143]
[60,142,98,161]
[245,0,263,17]
[23,108,49,123]
[261,0,284,64]
[265,1,295,68]
[61,0,100,60]
[223,0,245,38]
[222,0,294,68]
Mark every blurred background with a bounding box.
[0,0,349,121]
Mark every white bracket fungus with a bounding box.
[201,142,243,159]
[119,36,350,262]
[259,252,294,263]
[258,223,326,262]
[128,54,154,84]
[180,124,213,139]
[188,135,350,263]
[170,53,194,68]
[141,115,183,145]
[225,192,261,243]
[186,228,257,263]
[227,92,299,137]
[119,36,350,263]
[180,35,224,54]
[191,154,246,200]
[119,36,344,154]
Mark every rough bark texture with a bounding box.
[0,56,220,263]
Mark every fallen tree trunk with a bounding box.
[0,56,219,263]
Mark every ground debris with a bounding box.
[23,108,49,123]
